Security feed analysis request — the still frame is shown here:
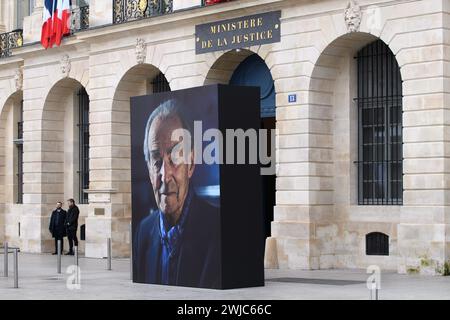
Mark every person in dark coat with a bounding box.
[134,100,220,289]
[65,198,80,255]
[135,188,220,288]
[49,202,67,255]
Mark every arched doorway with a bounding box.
[228,54,276,239]
[104,64,170,256]
[230,54,276,118]
[41,78,90,253]
[111,64,170,210]
[0,91,23,247]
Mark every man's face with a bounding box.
[147,115,195,219]
[56,203,62,209]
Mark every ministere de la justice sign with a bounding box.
[195,11,281,54]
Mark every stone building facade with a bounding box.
[0,0,449,275]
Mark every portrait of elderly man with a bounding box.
[134,99,221,288]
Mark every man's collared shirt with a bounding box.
[158,187,194,285]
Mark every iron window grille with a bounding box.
[151,72,170,93]
[366,232,389,256]
[356,40,403,205]
[73,5,90,31]
[15,100,24,204]
[78,88,90,204]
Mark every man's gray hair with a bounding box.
[143,99,193,163]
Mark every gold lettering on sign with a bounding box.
[201,40,213,49]
[231,31,273,45]
[217,38,228,47]
[209,16,267,35]
[197,12,280,53]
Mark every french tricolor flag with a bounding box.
[54,0,72,46]
[41,0,55,49]
[41,0,72,49]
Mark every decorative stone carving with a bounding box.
[135,38,147,65]
[344,0,362,33]
[14,67,23,91]
[60,54,71,77]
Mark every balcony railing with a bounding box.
[0,1,235,60]
[0,30,23,59]
[113,0,234,24]
[113,0,173,24]
[72,5,90,31]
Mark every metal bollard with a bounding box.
[107,238,112,271]
[74,246,80,285]
[57,240,62,274]
[13,248,18,288]
[373,288,379,300]
[4,242,8,277]
[369,281,379,300]
[129,222,132,280]
[74,246,78,267]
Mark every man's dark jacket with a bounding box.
[134,194,221,289]
[49,209,67,238]
[65,205,80,232]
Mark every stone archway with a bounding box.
[109,63,170,219]
[204,49,257,85]
[272,32,404,270]
[38,77,90,253]
[0,90,23,247]
[204,49,278,254]
[84,63,170,258]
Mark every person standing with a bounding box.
[49,202,67,255]
[65,198,80,255]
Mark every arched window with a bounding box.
[356,40,403,205]
[78,88,89,204]
[366,232,389,256]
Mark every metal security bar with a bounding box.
[151,72,171,93]
[17,145,24,204]
[16,101,24,204]
[366,232,389,256]
[71,5,90,31]
[356,40,403,205]
[0,30,23,59]
[113,0,173,24]
[78,88,90,204]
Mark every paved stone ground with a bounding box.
[0,253,449,300]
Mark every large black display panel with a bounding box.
[131,84,264,289]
